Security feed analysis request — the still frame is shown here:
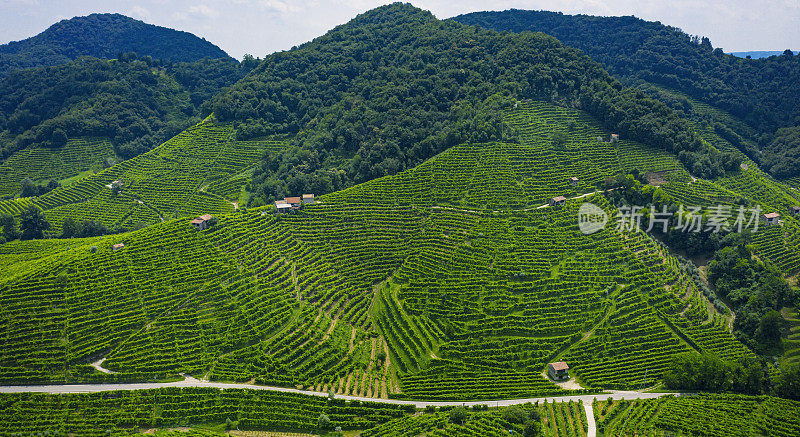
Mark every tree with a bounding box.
[448,407,469,425]
[20,178,37,197]
[523,419,542,437]
[501,405,528,424]
[19,205,50,240]
[0,214,19,241]
[757,310,784,347]
[774,363,800,400]
[317,413,331,430]
[61,217,79,238]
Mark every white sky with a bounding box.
[1,1,798,60]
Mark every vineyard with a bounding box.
[0,387,412,435]
[593,394,800,436]
[0,137,117,197]
[1,118,280,230]
[0,100,794,403]
[363,400,588,437]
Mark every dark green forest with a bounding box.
[0,55,254,161]
[453,10,800,178]
[0,13,231,76]
[211,3,732,204]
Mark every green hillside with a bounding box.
[0,56,253,196]
[0,137,116,197]
[0,117,280,231]
[0,13,231,76]
[211,3,723,204]
[0,102,760,398]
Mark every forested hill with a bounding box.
[0,56,256,193]
[211,2,726,205]
[0,13,231,76]
[452,10,800,177]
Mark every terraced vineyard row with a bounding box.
[364,400,588,436]
[0,137,116,197]
[594,394,800,436]
[0,387,412,435]
[325,102,677,209]
[2,118,281,230]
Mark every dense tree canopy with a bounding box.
[0,13,231,76]
[211,3,711,203]
[453,10,800,178]
[0,56,253,161]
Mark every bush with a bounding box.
[317,413,331,430]
[449,407,469,425]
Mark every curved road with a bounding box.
[0,378,679,435]
[0,376,675,408]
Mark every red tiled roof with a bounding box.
[552,196,567,202]
[764,212,780,219]
[549,361,569,371]
[285,196,302,204]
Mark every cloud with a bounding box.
[258,0,303,13]
[189,4,220,18]
[127,5,151,20]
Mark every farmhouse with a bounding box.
[191,214,214,230]
[284,196,302,207]
[550,196,566,206]
[302,194,315,204]
[112,243,125,251]
[761,212,780,226]
[548,361,569,380]
[610,133,620,142]
[570,177,579,186]
[789,206,800,216]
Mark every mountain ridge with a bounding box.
[0,13,231,76]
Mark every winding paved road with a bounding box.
[0,378,679,435]
[0,376,675,407]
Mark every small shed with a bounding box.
[741,163,749,171]
[302,194,315,205]
[570,177,579,186]
[789,206,800,216]
[110,180,124,189]
[550,196,566,206]
[112,243,125,251]
[548,361,569,380]
[191,214,214,230]
[276,202,292,213]
[610,133,620,143]
[284,196,302,208]
[761,212,780,226]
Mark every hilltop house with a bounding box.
[550,196,566,206]
[789,206,800,216]
[761,212,780,226]
[570,177,579,186]
[191,214,214,230]
[548,361,569,380]
[302,194,315,204]
[112,243,125,251]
